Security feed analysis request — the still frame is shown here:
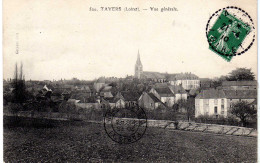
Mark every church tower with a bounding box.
[135,50,143,79]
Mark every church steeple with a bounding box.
[136,50,142,66]
[135,50,143,79]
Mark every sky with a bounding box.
[3,0,257,81]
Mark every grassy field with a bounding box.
[4,117,257,162]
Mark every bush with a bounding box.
[195,115,241,127]
[145,106,177,121]
[8,103,23,114]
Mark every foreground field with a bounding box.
[4,119,257,162]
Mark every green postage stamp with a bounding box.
[206,7,255,62]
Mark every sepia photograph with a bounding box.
[2,0,258,162]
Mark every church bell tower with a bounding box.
[135,50,143,79]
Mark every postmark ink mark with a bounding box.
[104,105,147,144]
[206,6,255,62]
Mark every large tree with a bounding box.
[230,101,256,127]
[227,68,255,81]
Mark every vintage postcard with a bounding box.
[3,0,257,162]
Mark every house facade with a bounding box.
[195,89,257,118]
[121,91,140,107]
[169,73,200,90]
[168,85,187,102]
[224,90,257,110]
[138,92,165,110]
[149,87,175,107]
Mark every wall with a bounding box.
[4,112,257,137]
[170,80,200,90]
[175,93,188,102]
[115,99,125,108]
[138,93,156,110]
[94,83,105,92]
[161,96,175,107]
[149,88,161,99]
[195,98,228,118]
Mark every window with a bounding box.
[151,103,153,107]
[204,99,209,105]
[214,106,218,114]
[214,99,218,105]
[221,99,224,105]
[221,105,224,114]
[205,106,209,115]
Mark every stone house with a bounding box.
[195,89,257,118]
[138,92,166,110]
[168,85,187,102]
[121,91,140,107]
[149,87,175,107]
[221,81,257,90]
[168,73,200,90]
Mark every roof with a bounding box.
[142,71,166,79]
[222,81,257,86]
[250,99,257,105]
[96,77,106,83]
[154,87,174,97]
[100,91,113,98]
[67,99,77,103]
[169,73,199,81]
[154,83,169,88]
[79,85,91,92]
[114,92,125,100]
[168,85,186,94]
[70,93,89,100]
[199,78,211,81]
[147,93,161,103]
[100,86,112,92]
[196,89,257,99]
[223,90,257,99]
[103,97,124,103]
[121,91,140,101]
[189,88,200,96]
[196,89,225,99]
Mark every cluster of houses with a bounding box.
[3,52,257,120]
[28,77,257,120]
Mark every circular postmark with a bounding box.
[104,106,147,144]
[206,6,255,61]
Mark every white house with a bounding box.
[169,73,200,90]
[195,89,257,118]
[168,85,187,102]
[195,89,228,118]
